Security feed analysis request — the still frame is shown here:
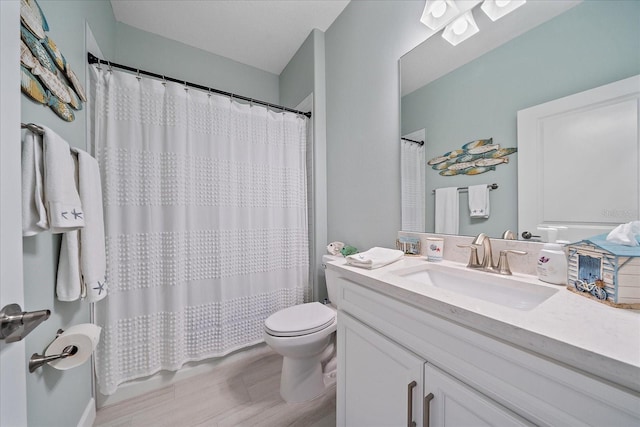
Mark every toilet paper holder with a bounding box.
[29,329,78,373]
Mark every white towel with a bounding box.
[435,187,459,234]
[468,184,490,219]
[22,130,48,235]
[57,230,82,301]
[346,247,404,269]
[42,126,85,233]
[57,149,107,302]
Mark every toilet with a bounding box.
[264,255,342,403]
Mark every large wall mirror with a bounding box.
[400,0,640,241]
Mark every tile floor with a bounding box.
[94,349,336,427]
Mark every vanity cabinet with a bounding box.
[333,271,640,427]
[425,363,530,427]
[339,312,424,427]
[339,311,528,427]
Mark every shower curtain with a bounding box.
[401,139,425,232]
[90,66,309,395]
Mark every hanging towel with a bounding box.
[21,130,48,235]
[42,126,85,233]
[57,149,107,302]
[435,187,459,234]
[346,247,404,269]
[468,184,490,219]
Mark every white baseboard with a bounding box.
[96,342,270,409]
[77,397,96,427]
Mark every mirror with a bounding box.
[400,0,640,240]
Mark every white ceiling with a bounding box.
[401,0,582,95]
[110,0,350,75]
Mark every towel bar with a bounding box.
[21,122,44,135]
[432,183,498,194]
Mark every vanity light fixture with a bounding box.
[480,0,526,21]
[420,0,461,30]
[442,11,479,46]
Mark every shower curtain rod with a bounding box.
[87,53,312,118]
[401,137,424,146]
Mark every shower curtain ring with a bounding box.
[184,81,188,92]
[107,61,112,73]
[207,88,211,97]
[161,75,166,86]
[136,69,141,80]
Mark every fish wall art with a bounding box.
[427,138,517,176]
[19,0,85,122]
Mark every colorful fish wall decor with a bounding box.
[427,138,517,176]
[19,0,86,122]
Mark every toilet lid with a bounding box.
[265,302,336,337]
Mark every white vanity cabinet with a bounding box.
[339,311,529,427]
[424,363,530,427]
[332,270,640,427]
[339,312,424,427]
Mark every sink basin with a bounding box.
[391,264,558,311]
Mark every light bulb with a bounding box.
[431,0,447,18]
[452,17,468,35]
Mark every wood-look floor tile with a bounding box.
[245,369,282,402]
[95,348,336,427]
[129,375,251,427]
[247,386,336,427]
[94,385,174,426]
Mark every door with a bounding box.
[424,363,531,427]
[0,1,28,425]
[517,75,640,243]
[338,311,424,427]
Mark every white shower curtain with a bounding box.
[90,66,309,395]
[401,139,425,232]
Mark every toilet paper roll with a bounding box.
[45,323,101,370]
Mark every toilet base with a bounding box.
[280,355,327,403]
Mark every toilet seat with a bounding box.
[265,302,336,337]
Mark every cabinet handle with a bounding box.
[407,380,417,427]
[423,392,434,427]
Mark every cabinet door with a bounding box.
[338,312,424,427]
[424,363,531,427]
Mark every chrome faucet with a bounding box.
[471,233,496,272]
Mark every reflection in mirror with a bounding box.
[400,0,640,240]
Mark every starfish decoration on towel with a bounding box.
[93,281,105,295]
[71,209,83,219]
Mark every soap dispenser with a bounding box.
[536,226,568,285]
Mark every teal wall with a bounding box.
[19,1,286,424]
[324,1,429,251]
[280,30,315,108]
[20,2,116,426]
[279,29,330,302]
[402,0,640,237]
[114,22,279,104]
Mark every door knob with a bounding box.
[0,303,50,343]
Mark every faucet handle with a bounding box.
[496,250,527,275]
[457,244,481,268]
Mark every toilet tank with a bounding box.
[322,255,344,306]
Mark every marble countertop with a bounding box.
[327,257,640,393]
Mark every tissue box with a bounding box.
[567,234,640,309]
